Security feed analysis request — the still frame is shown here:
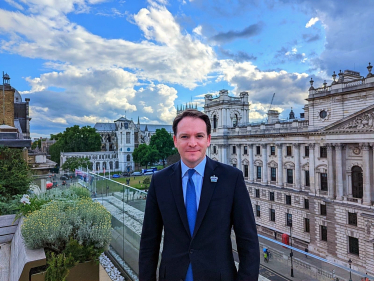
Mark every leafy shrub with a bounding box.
[70,186,91,198]
[22,198,111,252]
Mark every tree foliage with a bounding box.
[132,144,159,169]
[61,156,91,172]
[49,125,101,163]
[0,146,32,201]
[31,139,42,150]
[149,128,175,167]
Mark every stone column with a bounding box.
[249,144,254,183]
[327,144,334,199]
[362,143,371,205]
[262,144,268,185]
[237,144,242,172]
[335,144,344,200]
[276,143,283,187]
[222,144,228,164]
[294,143,301,190]
[309,144,315,194]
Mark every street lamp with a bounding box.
[288,214,294,277]
[348,258,352,281]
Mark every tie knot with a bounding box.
[188,169,195,179]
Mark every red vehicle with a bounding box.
[46,181,53,190]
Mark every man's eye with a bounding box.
[181,136,187,139]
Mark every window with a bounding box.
[233,114,238,127]
[270,146,275,155]
[213,146,217,154]
[270,209,275,222]
[232,146,236,154]
[256,146,261,155]
[352,166,363,198]
[286,146,292,156]
[256,205,260,217]
[320,146,327,158]
[233,164,237,168]
[255,189,260,198]
[286,195,292,205]
[287,169,293,184]
[304,218,310,233]
[126,132,131,144]
[305,145,309,157]
[349,237,359,255]
[244,146,248,155]
[126,155,131,162]
[244,165,248,177]
[321,226,327,241]
[271,167,276,181]
[286,213,292,227]
[321,173,328,191]
[348,212,357,226]
[257,166,261,179]
[320,204,326,216]
[213,115,217,129]
[269,192,275,201]
[304,198,309,210]
[305,171,310,187]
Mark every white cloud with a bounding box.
[143,106,154,113]
[193,25,202,35]
[4,0,24,10]
[305,17,319,28]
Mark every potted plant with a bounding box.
[20,188,111,281]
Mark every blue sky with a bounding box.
[0,0,373,138]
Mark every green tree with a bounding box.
[0,146,32,201]
[49,125,101,163]
[132,144,159,169]
[61,157,91,172]
[149,128,175,167]
[31,139,42,150]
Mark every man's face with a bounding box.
[173,116,211,168]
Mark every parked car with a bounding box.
[112,174,120,178]
[122,172,130,177]
[60,175,69,180]
[144,171,154,175]
[130,172,143,176]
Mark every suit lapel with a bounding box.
[192,157,218,239]
[169,161,191,237]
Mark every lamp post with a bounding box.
[288,214,294,277]
[348,258,352,281]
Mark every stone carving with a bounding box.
[231,158,237,164]
[268,160,278,168]
[254,159,263,166]
[302,163,309,171]
[283,161,295,169]
[242,159,249,165]
[337,110,374,130]
[212,157,219,162]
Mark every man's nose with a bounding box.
[188,137,197,146]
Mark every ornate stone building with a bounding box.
[204,64,374,275]
[61,116,172,172]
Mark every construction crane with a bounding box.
[266,93,276,122]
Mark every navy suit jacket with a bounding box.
[139,157,259,281]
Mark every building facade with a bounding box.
[204,65,374,275]
[61,117,172,173]
[0,72,31,148]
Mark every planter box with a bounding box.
[31,261,99,281]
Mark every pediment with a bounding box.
[321,104,374,132]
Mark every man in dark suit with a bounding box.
[139,109,259,281]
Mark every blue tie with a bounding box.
[185,169,197,281]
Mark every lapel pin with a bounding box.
[210,175,218,183]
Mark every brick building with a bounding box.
[0,72,31,148]
[204,63,374,275]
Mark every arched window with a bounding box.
[352,166,363,198]
[127,155,131,162]
[233,114,238,127]
[213,115,217,129]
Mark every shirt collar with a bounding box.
[181,156,207,178]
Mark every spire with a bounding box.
[145,124,148,131]
[137,116,140,125]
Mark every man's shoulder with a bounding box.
[153,162,179,178]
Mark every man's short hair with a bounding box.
[173,109,211,136]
